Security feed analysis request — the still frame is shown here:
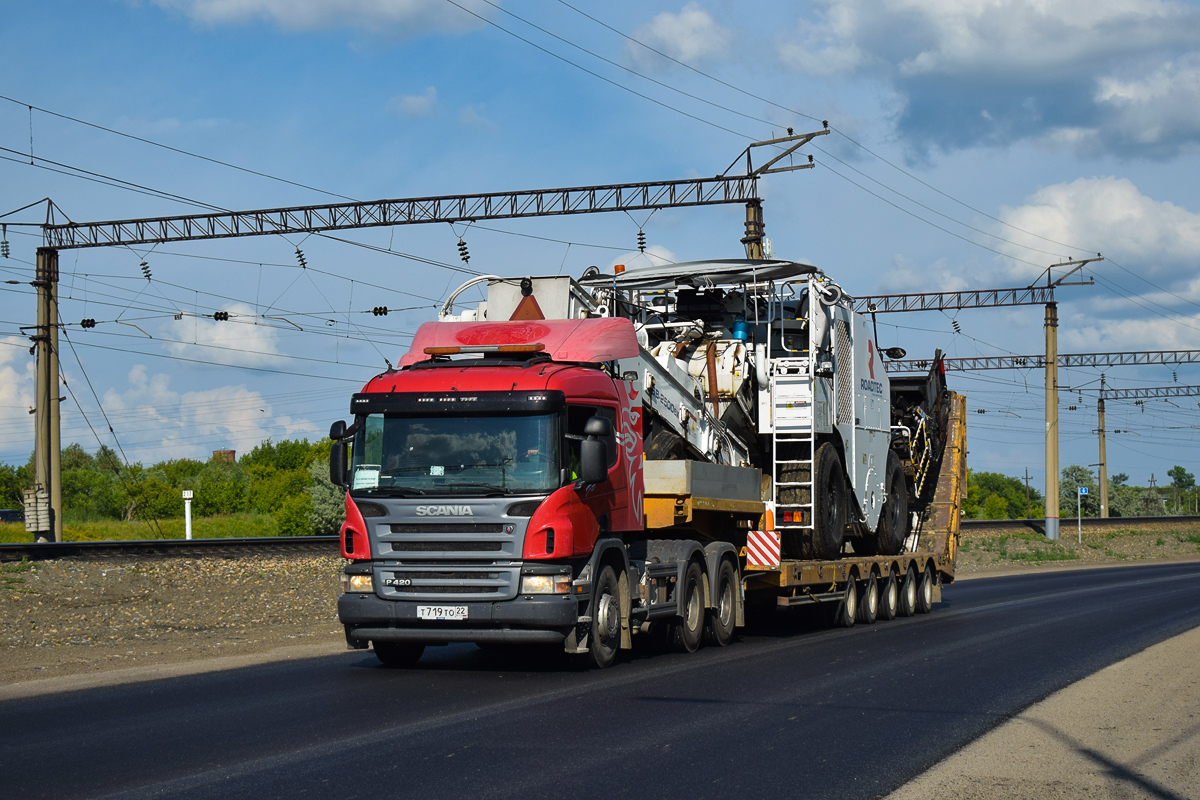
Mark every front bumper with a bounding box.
[339,591,578,646]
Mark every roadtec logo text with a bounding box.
[415,505,476,516]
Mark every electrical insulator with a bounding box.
[951,318,962,334]
[140,261,151,280]
[974,408,986,414]
[1173,370,1178,382]
[1068,405,1078,411]
[457,239,470,264]
[80,319,96,329]
[295,247,308,269]
[372,306,388,316]
[637,230,646,253]
[213,311,230,321]
[1,225,8,258]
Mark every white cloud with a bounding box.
[390,86,437,116]
[1093,55,1200,154]
[162,303,286,368]
[1062,313,1200,351]
[0,337,36,463]
[629,3,731,67]
[151,0,491,35]
[102,365,317,462]
[778,0,1200,156]
[459,104,497,132]
[997,177,1200,282]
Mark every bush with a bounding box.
[274,493,313,536]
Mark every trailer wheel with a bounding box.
[704,559,738,647]
[916,564,935,614]
[878,570,899,621]
[856,573,879,625]
[834,574,858,628]
[373,641,425,668]
[809,443,847,560]
[873,452,909,556]
[898,564,918,617]
[587,566,622,668]
[670,562,705,653]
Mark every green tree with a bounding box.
[306,456,343,535]
[193,458,249,516]
[1110,472,1129,487]
[1060,465,1099,517]
[1168,465,1195,490]
[964,470,1041,519]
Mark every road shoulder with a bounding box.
[886,624,1200,800]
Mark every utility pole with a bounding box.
[1024,468,1031,519]
[1036,256,1102,541]
[32,247,62,542]
[1045,301,1060,540]
[1097,375,1108,518]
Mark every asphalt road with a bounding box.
[5,562,1200,800]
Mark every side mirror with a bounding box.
[330,442,348,488]
[579,416,611,486]
[329,420,348,488]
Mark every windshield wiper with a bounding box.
[354,486,426,497]
[425,482,511,496]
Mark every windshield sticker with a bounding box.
[430,465,445,476]
[352,465,381,490]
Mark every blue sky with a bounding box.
[2,0,1199,493]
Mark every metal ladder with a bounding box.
[770,365,815,550]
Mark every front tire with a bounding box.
[809,442,847,560]
[704,559,738,647]
[587,566,622,668]
[373,641,425,667]
[670,562,705,653]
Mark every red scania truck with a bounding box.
[331,259,966,667]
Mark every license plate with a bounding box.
[417,605,468,621]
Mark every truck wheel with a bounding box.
[833,574,857,628]
[898,564,918,617]
[704,559,738,647]
[856,573,878,625]
[878,569,899,621]
[373,641,425,667]
[873,452,909,556]
[810,443,846,560]
[670,562,705,653]
[916,564,935,614]
[588,566,622,669]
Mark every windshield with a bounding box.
[350,412,560,496]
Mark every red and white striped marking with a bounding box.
[746,530,781,567]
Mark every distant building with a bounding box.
[212,450,236,462]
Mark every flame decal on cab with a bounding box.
[619,383,644,528]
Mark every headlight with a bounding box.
[520,573,572,594]
[343,573,374,593]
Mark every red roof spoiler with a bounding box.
[399,317,640,367]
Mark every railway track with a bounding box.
[2,516,1197,562]
[0,536,338,562]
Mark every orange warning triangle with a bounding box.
[510,294,546,320]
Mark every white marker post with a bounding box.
[182,490,194,540]
[1077,486,1088,544]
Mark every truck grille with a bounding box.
[379,566,518,600]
